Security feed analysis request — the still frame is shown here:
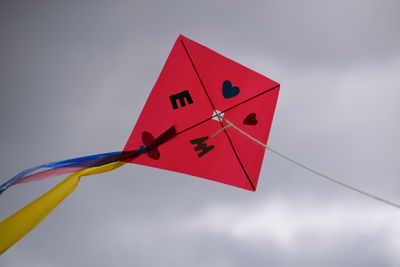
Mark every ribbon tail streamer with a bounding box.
[0,161,126,255]
[0,151,122,194]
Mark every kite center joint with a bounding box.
[210,112,231,138]
[211,112,233,138]
[211,109,224,121]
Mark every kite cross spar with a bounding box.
[1,35,398,255]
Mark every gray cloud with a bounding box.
[1,0,399,266]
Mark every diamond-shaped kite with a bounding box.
[124,35,280,190]
[0,35,279,254]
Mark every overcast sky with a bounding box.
[1,0,399,266]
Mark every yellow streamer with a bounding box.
[0,161,126,255]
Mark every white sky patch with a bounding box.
[184,196,400,263]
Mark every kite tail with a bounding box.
[0,125,177,254]
[0,161,126,255]
[0,151,122,194]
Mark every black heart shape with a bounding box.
[243,113,258,125]
[222,80,240,98]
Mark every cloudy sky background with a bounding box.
[1,0,399,266]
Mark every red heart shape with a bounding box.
[243,113,258,125]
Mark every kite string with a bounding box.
[211,125,232,138]
[217,115,400,209]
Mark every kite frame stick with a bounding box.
[217,115,400,209]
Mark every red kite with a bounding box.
[0,35,279,253]
[124,35,280,191]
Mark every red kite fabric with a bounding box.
[124,35,280,191]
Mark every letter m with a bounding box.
[190,136,215,158]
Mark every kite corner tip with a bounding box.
[177,34,190,42]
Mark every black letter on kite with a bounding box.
[190,136,215,158]
[169,90,194,110]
